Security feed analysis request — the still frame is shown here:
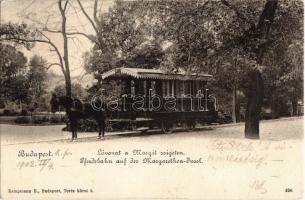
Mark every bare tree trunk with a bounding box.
[58,0,72,98]
[236,91,241,122]
[291,94,298,116]
[244,0,278,139]
[65,74,72,98]
[232,87,237,123]
[270,95,277,118]
[232,86,241,123]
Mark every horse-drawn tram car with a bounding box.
[98,67,218,133]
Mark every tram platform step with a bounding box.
[108,118,154,122]
[136,127,150,131]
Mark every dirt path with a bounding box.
[1,117,303,145]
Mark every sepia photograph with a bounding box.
[0,0,303,199]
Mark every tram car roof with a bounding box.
[101,67,213,81]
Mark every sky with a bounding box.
[2,0,114,80]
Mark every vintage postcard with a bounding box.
[0,0,304,199]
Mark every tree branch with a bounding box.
[47,63,62,70]
[0,36,66,75]
[35,29,66,74]
[76,0,98,34]
[43,28,96,42]
[63,0,69,11]
[220,0,255,27]
[171,1,210,36]
[93,0,100,25]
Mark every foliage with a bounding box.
[1,74,29,104]
[2,109,18,116]
[0,24,49,111]
[14,116,31,124]
[32,116,49,124]
[63,119,98,132]
[153,0,302,118]
[0,44,28,86]
[0,22,37,50]
[82,0,303,120]
[49,115,67,123]
[14,115,66,124]
[52,83,88,100]
[0,45,51,112]
[27,55,48,99]
[84,1,164,79]
[21,109,28,116]
[2,0,302,124]
[260,0,303,115]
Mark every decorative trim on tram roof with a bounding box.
[101,67,213,81]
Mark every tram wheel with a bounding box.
[105,121,113,132]
[188,121,196,131]
[161,121,174,134]
[183,121,196,131]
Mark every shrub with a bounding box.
[3,109,11,116]
[3,109,19,116]
[217,111,232,124]
[79,119,98,132]
[20,109,28,116]
[32,116,49,124]
[63,119,98,132]
[50,116,61,123]
[61,116,68,123]
[14,116,31,124]
[49,115,66,124]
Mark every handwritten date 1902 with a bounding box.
[17,159,54,172]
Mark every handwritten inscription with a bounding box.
[209,139,273,152]
[249,180,267,194]
[16,149,72,171]
[207,153,265,169]
[17,158,54,171]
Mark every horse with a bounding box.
[50,94,106,141]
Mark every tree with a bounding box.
[84,1,301,132]
[53,83,88,100]
[262,1,303,117]
[25,55,50,112]
[212,48,252,123]
[1,19,72,97]
[156,0,278,137]
[218,0,302,124]
[0,0,104,99]
[27,55,48,99]
[134,1,257,124]
[0,44,28,106]
[0,23,36,49]
[139,0,285,138]
[2,76,29,106]
[242,0,278,139]
[277,40,303,116]
[0,44,27,81]
[84,1,165,88]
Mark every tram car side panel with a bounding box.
[100,67,218,132]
